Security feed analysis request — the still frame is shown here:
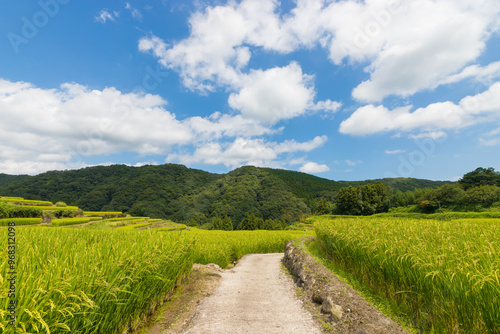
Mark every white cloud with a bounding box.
[299,162,330,174]
[140,0,500,103]
[345,160,362,166]
[166,138,278,168]
[138,0,291,92]
[339,0,500,102]
[340,81,500,136]
[228,62,315,124]
[438,61,500,86]
[95,9,119,23]
[479,137,500,146]
[0,78,330,174]
[125,3,143,21]
[186,113,273,139]
[409,132,447,140]
[310,99,342,113]
[385,149,406,155]
[479,126,500,146]
[166,135,329,169]
[0,79,193,174]
[274,135,327,154]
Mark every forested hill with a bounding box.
[263,168,448,207]
[0,164,447,225]
[0,173,29,187]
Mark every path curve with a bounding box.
[182,253,321,334]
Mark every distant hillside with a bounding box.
[169,166,310,225]
[0,164,220,218]
[0,173,29,187]
[264,168,448,206]
[0,164,448,226]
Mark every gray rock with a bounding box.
[312,290,327,304]
[321,297,343,321]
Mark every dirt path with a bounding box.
[182,253,322,334]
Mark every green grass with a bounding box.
[51,217,103,226]
[0,218,42,226]
[314,216,500,333]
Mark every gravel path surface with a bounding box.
[182,253,322,334]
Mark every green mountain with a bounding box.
[0,164,447,226]
[264,168,448,206]
[0,173,29,187]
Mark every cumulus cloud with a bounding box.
[186,113,274,139]
[140,0,500,103]
[349,0,497,101]
[438,61,500,86]
[139,0,294,92]
[227,62,316,124]
[0,79,193,173]
[0,78,330,174]
[299,162,330,173]
[95,9,119,23]
[166,135,329,168]
[274,135,328,154]
[141,32,341,124]
[340,81,500,136]
[166,138,278,168]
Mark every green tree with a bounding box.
[463,185,500,207]
[336,186,361,215]
[211,216,223,230]
[336,183,392,215]
[314,198,333,215]
[222,215,233,231]
[459,167,500,190]
[237,213,258,230]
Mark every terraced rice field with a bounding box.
[315,216,500,333]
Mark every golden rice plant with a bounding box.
[0,227,195,333]
[51,217,103,226]
[315,217,500,333]
[0,218,42,226]
[0,225,309,333]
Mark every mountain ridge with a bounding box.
[0,164,448,225]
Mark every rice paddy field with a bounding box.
[0,221,309,333]
[3,194,499,333]
[314,216,500,333]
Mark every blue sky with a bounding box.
[1,0,499,181]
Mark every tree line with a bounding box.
[0,163,451,228]
[317,167,500,216]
